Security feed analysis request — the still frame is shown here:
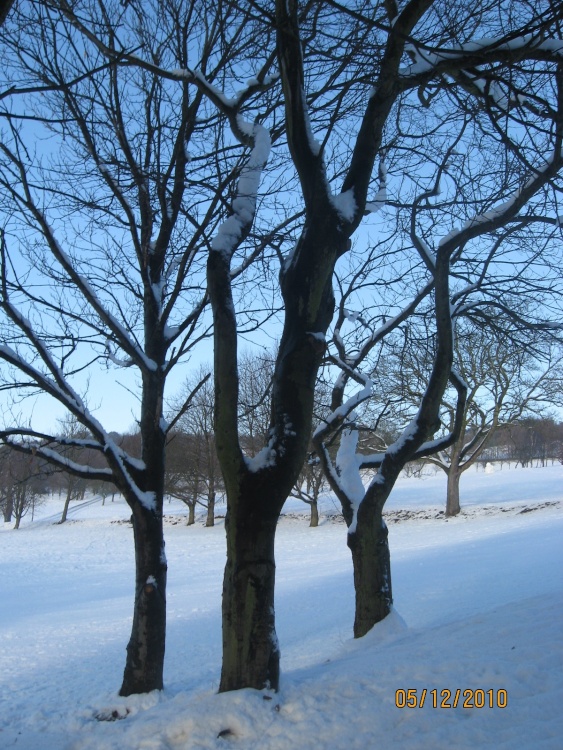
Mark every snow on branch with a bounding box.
[439,147,563,254]
[364,158,388,215]
[0,427,105,453]
[0,428,114,483]
[0,342,149,483]
[211,123,271,258]
[400,34,563,79]
[313,377,373,441]
[330,189,357,222]
[40,230,157,372]
[0,339,88,421]
[334,426,365,533]
[25,444,114,481]
[58,4,278,148]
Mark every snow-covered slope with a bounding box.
[0,463,561,749]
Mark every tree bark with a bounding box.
[347,505,392,638]
[446,468,461,516]
[187,500,195,526]
[0,0,15,29]
[13,497,22,529]
[3,489,13,523]
[118,360,168,696]
[219,493,280,692]
[309,499,319,527]
[119,502,167,696]
[205,489,215,527]
[60,484,73,524]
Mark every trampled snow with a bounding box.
[0,463,561,749]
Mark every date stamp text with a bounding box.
[395,688,507,709]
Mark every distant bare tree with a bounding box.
[168,369,221,527]
[422,333,563,514]
[506,417,563,467]
[0,447,47,528]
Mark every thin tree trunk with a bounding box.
[60,484,72,523]
[205,490,215,527]
[119,503,167,696]
[309,499,319,527]
[446,468,461,516]
[13,500,22,529]
[347,505,392,638]
[3,489,13,522]
[219,498,280,692]
[187,500,195,525]
[13,486,25,529]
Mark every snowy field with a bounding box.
[1,463,562,750]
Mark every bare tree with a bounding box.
[207,0,563,687]
[0,446,48,528]
[0,0,278,695]
[416,331,563,514]
[504,416,563,467]
[167,368,221,527]
[309,1,563,638]
[289,376,336,527]
[237,349,276,457]
[165,432,203,525]
[2,0,562,697]
[289,453,326,527]
[52,414,89,523]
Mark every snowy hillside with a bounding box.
[0,463,561,749]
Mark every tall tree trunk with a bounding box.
[208,102,344,692]
[187,499,195,525]
[13,487,25,529]
[118,359,168,696]
[219,512,280,692]
[119,503,167,696]
[3,489,13,522]
[446,468,461,516]
[309,499,319,527]
[347,504,392,638]
[219,490,281,692]
[205,489,215,527]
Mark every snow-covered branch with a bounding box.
[438,146,563,256]
[313,378,372,442]
[400,34,563,81]
[211,123,271,259]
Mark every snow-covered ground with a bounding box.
[0,463,561,749]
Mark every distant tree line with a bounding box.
[480,418,563,468]
[3,410,561,529]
